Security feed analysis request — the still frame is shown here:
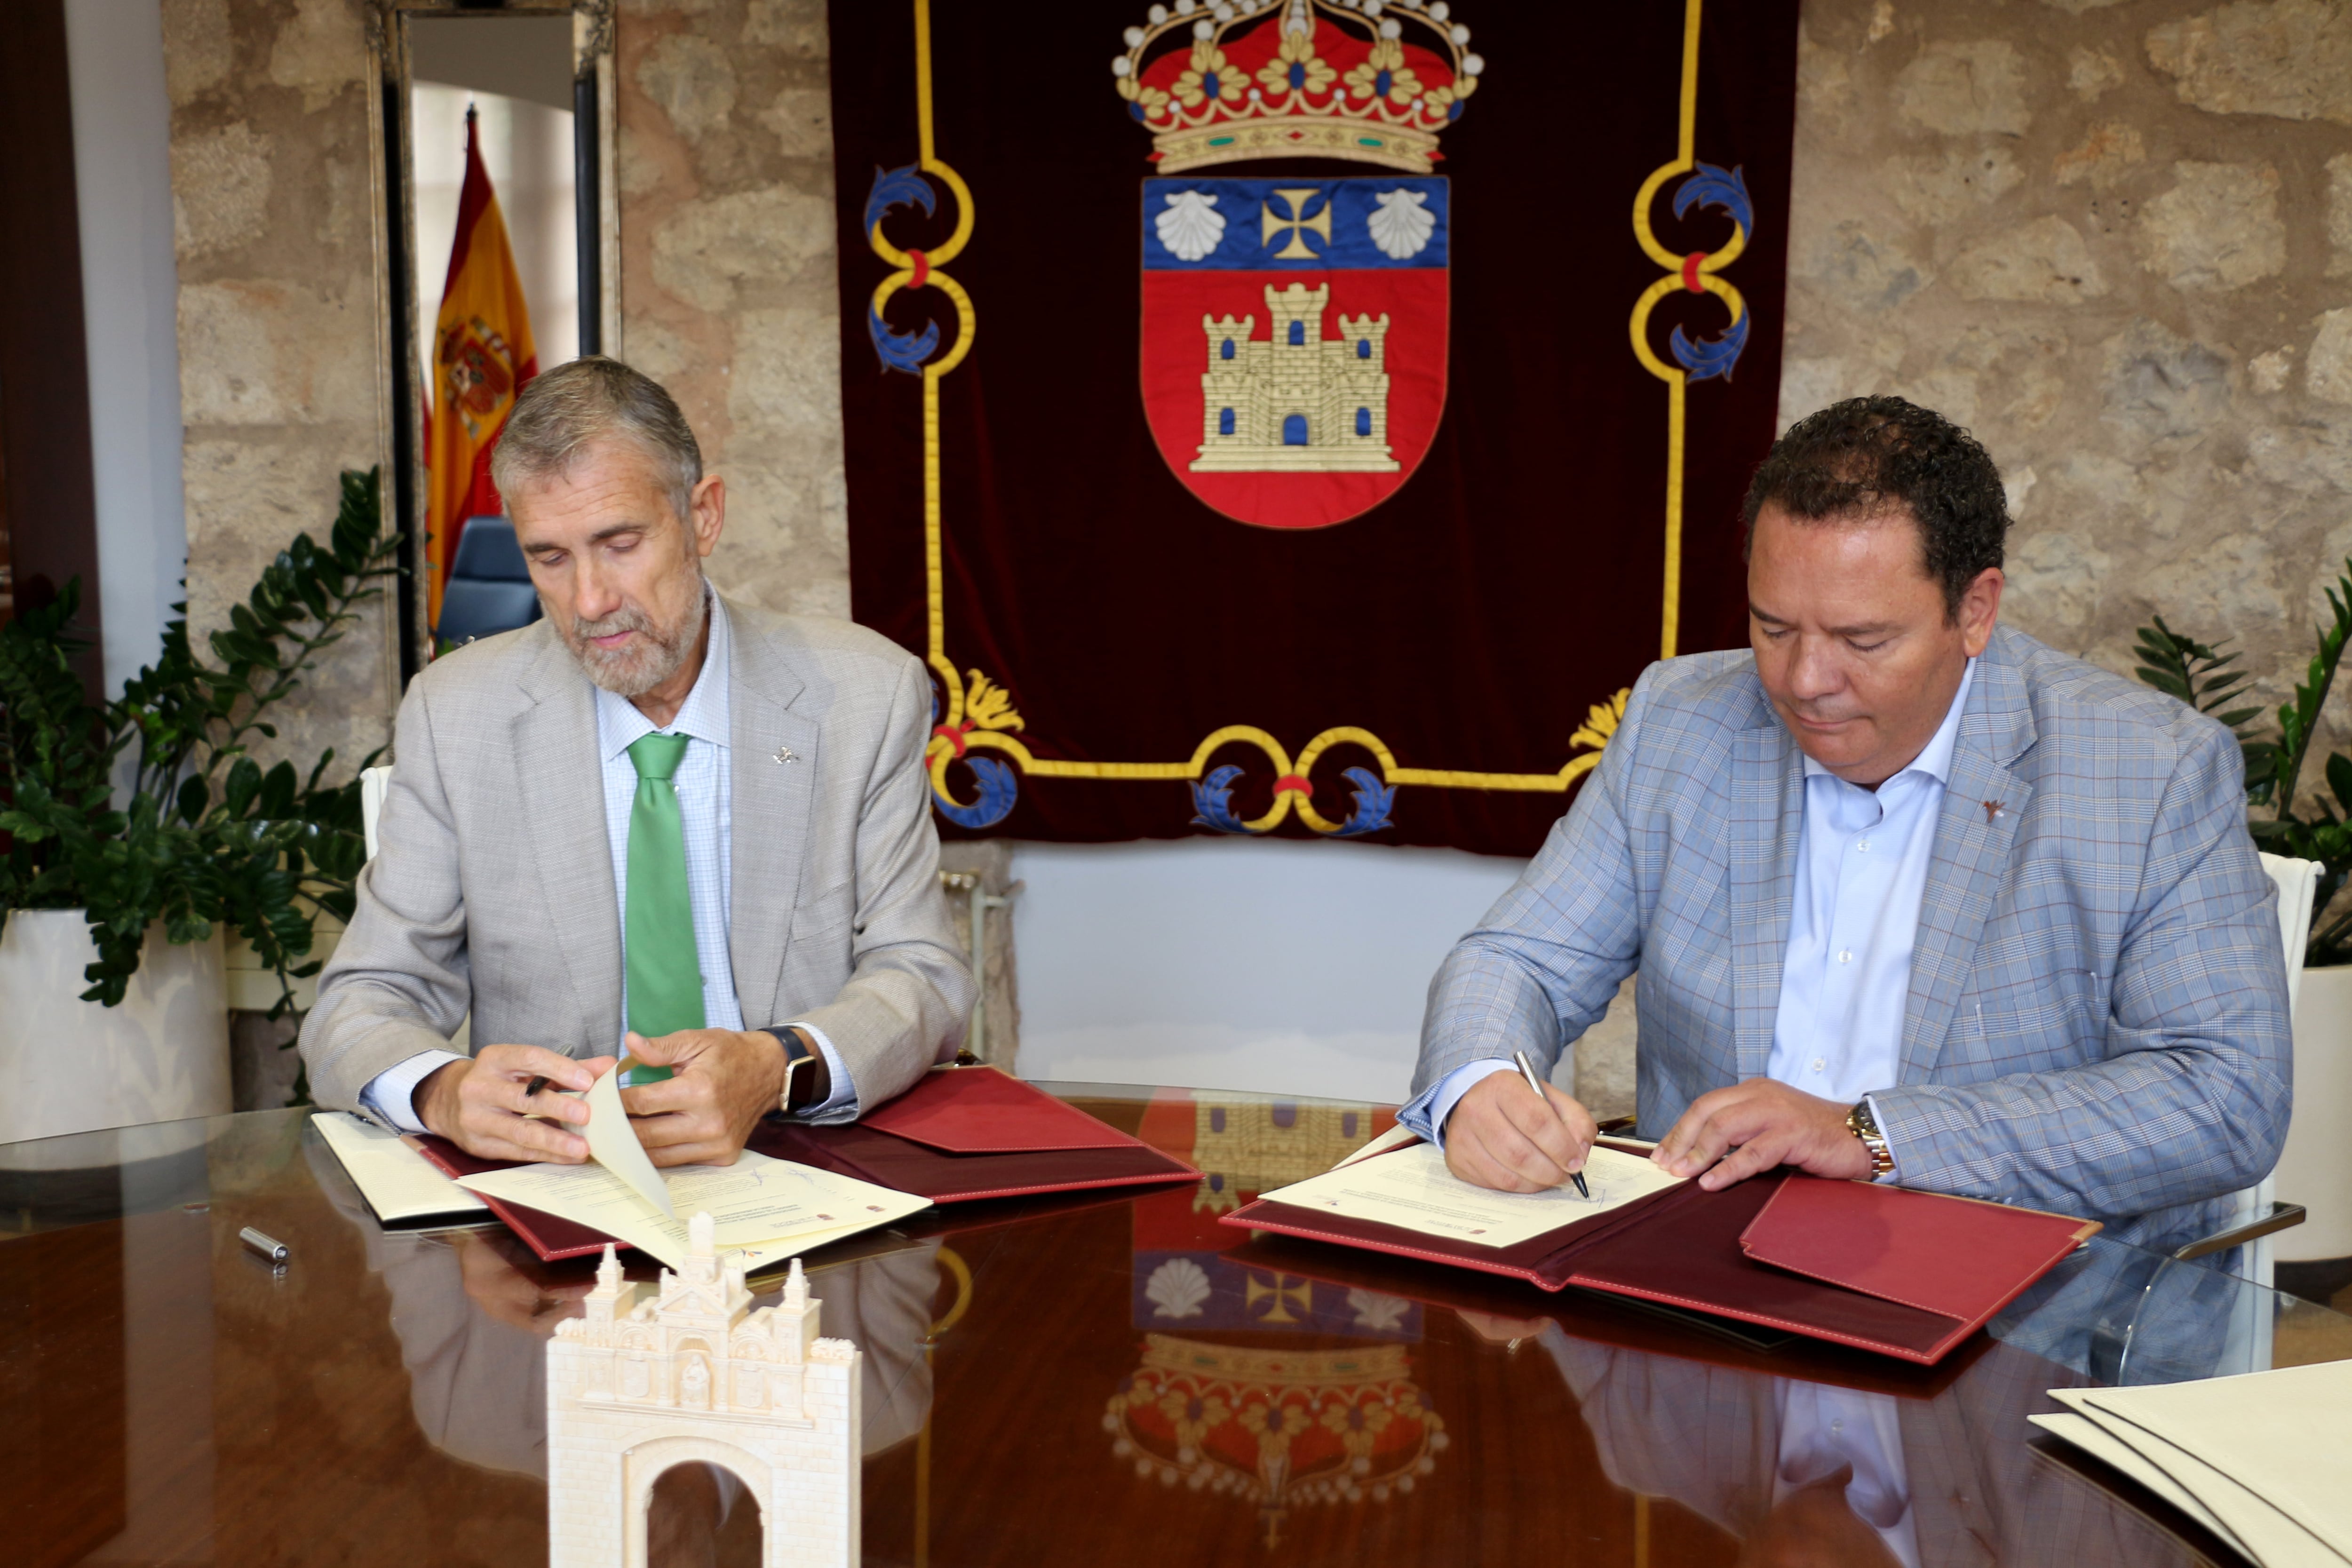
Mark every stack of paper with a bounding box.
[2032,1359,2352,1566]
[451,1064,928,1271]
[312,1111,491,1225]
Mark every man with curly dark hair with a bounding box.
[1404,395,2290,1252]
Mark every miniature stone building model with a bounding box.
[546,1217,862,1568]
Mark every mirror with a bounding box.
[409,14,580,372]
[376,2,617,674]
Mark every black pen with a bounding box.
[1512,1049,1590,1198]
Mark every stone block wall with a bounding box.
[1581,0,2352,1119]
[160,1,2352,1114]
[615,0,847,621]
[165,0,398,781]
[164,0,848,781]
[1784,0,2352,746]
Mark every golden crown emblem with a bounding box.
[1112,0,1483,175]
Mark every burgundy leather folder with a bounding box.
[752,1067,1199,1202]
[412,1135,616,1261]
[413,1066,1199,1263]
[1219,1145,2098,1364]
[858,1065,1137,1152]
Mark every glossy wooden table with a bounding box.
[2,1089,2345,1568]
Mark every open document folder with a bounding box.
[2032,1359,2352,1568]
[411,1062,927,1270]
[310,1111,490,1226]
[1225,1130,2099,1364]
[453,1148,928,1274]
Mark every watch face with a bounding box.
[781,1048,818,1109]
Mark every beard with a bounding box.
[559,584,705,698]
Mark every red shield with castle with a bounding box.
[1122,3,1473,531]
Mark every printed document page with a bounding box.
[2028,1414,2249,1560]
[456,1148,929,1271]
[2050,1360,2352,1568]
[1258,1142,1684,1249]
[583,1063,676,1220]
[312,1112,490,1223]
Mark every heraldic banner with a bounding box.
[830,0,1801,857]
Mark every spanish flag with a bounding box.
[425,106,536,634]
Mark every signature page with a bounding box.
[457,1148,929,1270]
[1256,1142,1684,1249]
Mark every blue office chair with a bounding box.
[435,515,541,646]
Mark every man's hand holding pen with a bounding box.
[1440,1058,1599,1194]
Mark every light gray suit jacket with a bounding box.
[1415,623,2292,1249]
[299,595,975,1116]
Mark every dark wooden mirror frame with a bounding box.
[367,0,619,681]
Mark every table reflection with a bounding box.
[1131,1088,2298,1568]
[1113,1093,1448,1549]
[307,1137,943,1474]
[1,1099,2338,1567]
[1542,1331,2208,1568]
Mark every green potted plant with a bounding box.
[0,469,398,1140]
[2133,559,2352,1275]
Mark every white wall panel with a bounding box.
[65,0,187,694]
[1010,837,1525,1104]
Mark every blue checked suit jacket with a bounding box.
[1414,623,2293,1249]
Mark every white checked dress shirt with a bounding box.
[1402,660,1979,1180]
[359,592,856,1130]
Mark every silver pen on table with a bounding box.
[1511,1049,1590,1199]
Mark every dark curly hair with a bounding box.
[1741,395,2010,619]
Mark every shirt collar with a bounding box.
[594,586,731,760]
[1799,657,1976,788]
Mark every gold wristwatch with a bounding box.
[1847,1097,1895,1180]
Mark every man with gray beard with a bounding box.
[299,357,974,1166]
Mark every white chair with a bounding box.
[2172,854,2315,1292]
[2169,854,2318,1374]
[2251,854,2319,1287]
[359,764,393,861]
[2183,851,2333,1297]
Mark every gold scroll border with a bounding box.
[882,0,1732,832]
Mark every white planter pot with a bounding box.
[0,910,230,1154]
[2279,962,2352,1261]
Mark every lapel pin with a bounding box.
[1983,799,2004,824]
[774,745,798,765]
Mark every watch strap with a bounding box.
[1847,1097,1896,1179]
[765,1026,818,1114]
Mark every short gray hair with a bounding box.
[490,356,703,524]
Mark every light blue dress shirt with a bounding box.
[1401,660,1979,1181]
[358,591,857,1131]
[1771,1380,1922,1568]
[1539,1326,1921,1568]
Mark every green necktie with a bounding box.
[624,732,704,1043]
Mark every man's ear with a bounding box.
[1957,566,2003,657]
[688,474,726,559]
